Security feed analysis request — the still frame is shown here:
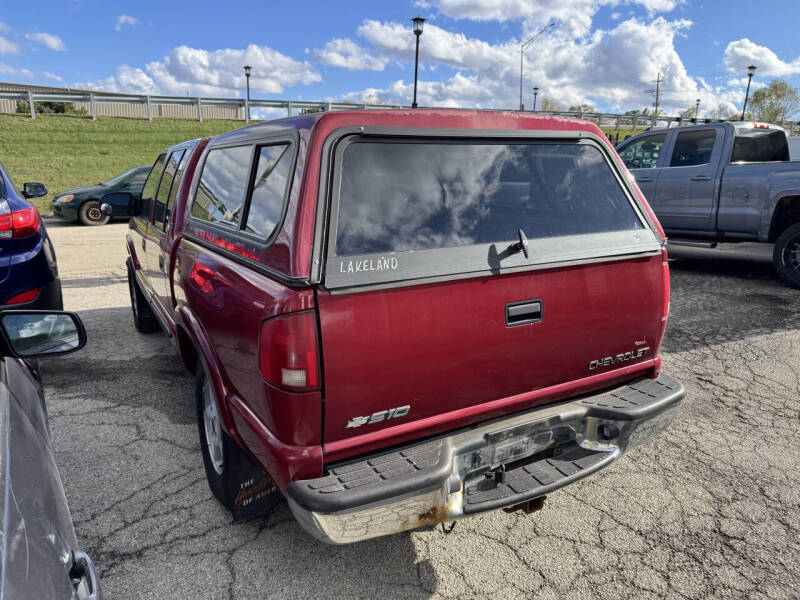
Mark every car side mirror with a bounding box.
[22,182,47,199]
[0,311,86,358]
[99,191,133,218]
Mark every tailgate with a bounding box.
[316,133,666,452]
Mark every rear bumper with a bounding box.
[0,278,63,311]
[287,374,685,544]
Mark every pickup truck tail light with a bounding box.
[259,311,320,391]
[0,207,41,239]
[661,247,670,318]
[651,247,670,377]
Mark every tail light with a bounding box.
[652,247,670,377]
[5,287,40,305]
[661,247,670,318]
[0,207,41,239]
[259,311,320,391]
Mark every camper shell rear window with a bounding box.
[325,134,661,290]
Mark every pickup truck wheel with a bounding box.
[195,364,247,512]
[78,200,111,226]
[773,222,800,288]
[127,260,160,333]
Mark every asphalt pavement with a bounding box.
[41,219,799,600]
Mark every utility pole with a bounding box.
[651,72,663,118]
[519,23,555,111]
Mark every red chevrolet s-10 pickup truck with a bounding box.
[122,109,685,544]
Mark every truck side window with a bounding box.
[618,134,666,170]
[731,128,790,163]
[154,149,185,229]
[140,154,166,221]
[243,144,293,239]
[669,130,716,167]
[191,146,252,227]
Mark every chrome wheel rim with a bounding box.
[786,239,800,272]
[202,377,224,475]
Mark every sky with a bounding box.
[1,0,799,119]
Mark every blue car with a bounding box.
[0,160,62,310]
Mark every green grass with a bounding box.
[0,113,246,212]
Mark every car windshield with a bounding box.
[103,168,139,186]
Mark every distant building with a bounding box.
[0,81,243,120]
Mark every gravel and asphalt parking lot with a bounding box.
[40,218,799,600]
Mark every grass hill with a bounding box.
[0,113,246,212]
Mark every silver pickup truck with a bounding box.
[617,122,800,286]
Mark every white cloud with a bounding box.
[358,19,515,71]
[78,44,320,97]
[338,16,730,117]
[0,22,8,32]
[723,38,800,77]
[0,36,18,54]
[43,71,63,82]
[312,38,387,71]
[26,32,67,52]
[0,63,33,78]
[115,14,139,31]
[427,0,682,38]
[633,0,683,13]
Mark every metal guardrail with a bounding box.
[0,89,404,121]
[0,88,783,133]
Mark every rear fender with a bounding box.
[764,190,800,242]
[174,305,240,443]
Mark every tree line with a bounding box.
[535,79,800,127]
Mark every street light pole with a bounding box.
[519,23,555,111]
[532,87,539,112]
[243,65,252,123]
[695,98,701,121]
[741,64,757,120]
[411,17,425,108]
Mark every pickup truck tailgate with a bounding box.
[316,135,665,454]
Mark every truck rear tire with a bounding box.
[127,259,160,333]
[78,200,111,226]
[195,363,251,513]
[773,222,800,288]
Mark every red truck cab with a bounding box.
[127,109,684,544]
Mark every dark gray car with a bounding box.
[0,310,100,599]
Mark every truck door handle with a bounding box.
[506,300,542,327]
[636,177,653,183]
[690,175,711,181]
